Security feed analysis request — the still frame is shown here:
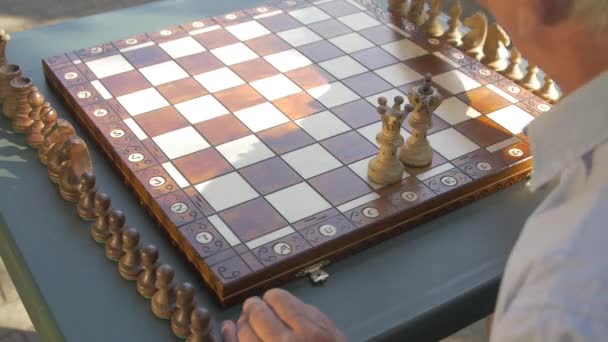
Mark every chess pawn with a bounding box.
[47,135,74,184]
[119,227,144,280]
[0,64,22,115]
[422,0,444,37]
[59,137,93,202]
[406,0,427,26]
[187,307,215,342]
[10,78,36,133]
[40,119,74,166]
[106,209,128,261]
[137,245,160,298]
[171,282,196,338]
[0,30,9,66]
[461,12,488,61]
[400,75,443,167]
[77,172,98,220]
[90,193,112,243]
[151,264,178,319]
[535,76,561,104]
[445,0,463,46]
[481,23,511,71]
[501,47,524,81]
[25,91,46,148]
[367,96,410,185]
[518,64,541,91]
[41,103,58,137]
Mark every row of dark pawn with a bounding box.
[0,36,215,341]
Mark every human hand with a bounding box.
[222,288,347,342]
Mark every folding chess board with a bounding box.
[43,0,550,306]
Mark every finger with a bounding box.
[237,316,262,342]
[263,289,316,328]
[221,320,238,342]
[243,296,292,341]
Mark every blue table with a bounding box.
[0,1,551,341]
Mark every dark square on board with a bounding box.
[173,148,233,185]
[175,52,224,75]
[308,19,353,39]
[194,114,251,146]
[351,47,399,70]
[257,122,315,155]
[156,78,208,105]
[321,131,378,164]
[331,99,380,128]
[272,92,325,120]
[100,70,151,97]
[134,107,190,137]
[342,72,393,97]
[308,167,374,206]
[219,198,288,242]
[240,157,302,195]
[122,45,171,68]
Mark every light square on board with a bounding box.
[85,54,134,79]
[319,55,367,80]
[433,69,481,95]
[307,81,360,108]
[486,105,535,134]
[282,143,341,179]
[216,134,275,168]
[116,88,169,116]
[294,110,350,141]
[381,39,428,61]
[328,32,374,54]
[374,63,423,87]
[434,97,482,125]
[263,49,312,73]
[152,126,210,159]
[337,12,381,31]
[225,20,271,41]
[250,74,302,101]
[175,95,229,124]
[234,102,290,132]
[277,26,323,47]
[138,61,189,86]
[288,6,331,25]
[364,88,407,107]
[348,156,384,189]
[194,67,245,93]
[195,172,259,212]
[158,36,206,59]
[428,128,480,160]
[210,42,258,66]
[265,182,332,223]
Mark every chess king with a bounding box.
[367,96,412,185]
[399,76,443,167]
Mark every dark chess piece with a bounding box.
[0,63,21,113]
[187,307,215,342]
[25,92,47,148]
[10,77,35,133]
[118,227,144,280]
[77,172,98,220]
[137,244,160,298]
[0,30,9,66]
[151,264,177,319]
[39,119,74,166]
[47,130,75,183]
[90,193,111,243]
[41,103,58,137]
[59,136,93,202]
[105,209,127,261]
[172,282,196,338]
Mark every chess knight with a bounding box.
[399,76,443,167]
[368,96,413,185]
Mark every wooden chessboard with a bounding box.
[42,0,550,306]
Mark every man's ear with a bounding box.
[540,0,575,25]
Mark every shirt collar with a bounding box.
[526,71,608,191]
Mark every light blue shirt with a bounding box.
[490,72,608,341]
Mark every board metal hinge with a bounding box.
[297,260,330,284]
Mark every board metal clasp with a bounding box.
[297,260,330,285]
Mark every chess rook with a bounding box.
[171,282,196,338]
[137,244,160,298]
[445,0,463,46]
[368,96,410,185]
[106,209,128,260]
[25,91,47,148]
[461,12,488,61]
[90,193,112,243]
[39,119,74,166]
[0,64,20,111]
[151,264,177,319]
[77,172,98,220]
[119,227,144,280]
[400,74,443,167]
[422,0,444,37]
[59,136,93,202]
[10,77,35,133]
[187,307,215,342]
[0,30,8,66]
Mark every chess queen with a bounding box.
[368,96,412,185]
